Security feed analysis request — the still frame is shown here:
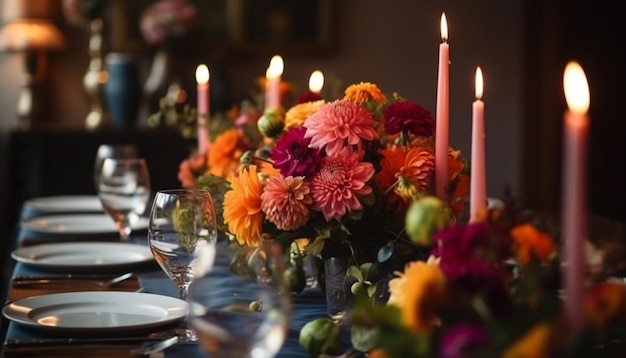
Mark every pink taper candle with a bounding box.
[435,13,450,199]
[470,67,486,222]
[562,61,590,336]
[195,64,210,154]
[265,55,284,111]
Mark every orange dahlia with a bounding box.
[177,152,207,188]
[398,148,435,191]
[510,223,555,264]
[223,165,264,247]
[343,82,386,104]
[208,129,250,179]
[260,175,312,231]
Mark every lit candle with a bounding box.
[309,70,324,94]
[298,70,324,103]
[196,64,210,154]
[470,66,486,222]
[562,61,590,335]
[435,12,450,199]
[265,55,284,111]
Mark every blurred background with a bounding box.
[0,0,624,264]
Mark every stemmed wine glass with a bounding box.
[148,189,219,341]
[187,241,292,357]
[93,144,138,191]
[97,158,150,242]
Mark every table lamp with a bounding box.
[0,18,64,129]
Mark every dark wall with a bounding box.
[522,0,626,223]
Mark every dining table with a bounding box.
[0,196,336,357]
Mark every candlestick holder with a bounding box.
[83,18,108,130]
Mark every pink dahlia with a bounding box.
[304,99,378,156]
[309,147,375,222]
[260,175,313,231]
[270,126,322,177]
[383,100,435,137]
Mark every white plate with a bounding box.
[24,196,103,213]
[20,214,149,234]
[2,291,187,333]
[11,242,154,272]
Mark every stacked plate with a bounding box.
[3,195,188,335]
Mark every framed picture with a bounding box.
[227,0,334,55]
[107,0,334,55]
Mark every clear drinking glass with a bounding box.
[187,241,292,358]
[97,158,150,242]
[148,189,219,340]
[93,144,138,191]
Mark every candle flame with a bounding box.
[266,55,284,79]
[308,70,324,93]
[475,66,483,100]
[195,64,209,84]
[563,61,589,115]
[440,13,448,42]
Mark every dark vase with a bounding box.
[324,257,354,322]
[104,53,141,129]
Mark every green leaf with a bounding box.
[347,265,364,282]
[359,262,373,280]
[367,284,377,298]
[307,238,326,257]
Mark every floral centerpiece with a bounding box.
[178,81,469,303]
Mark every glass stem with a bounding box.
[118,218,132,242]
[179,285,189,300]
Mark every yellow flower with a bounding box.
[344,82,386,104]
[284,100,324,130]
[387,257,446,333]
[222,165,264,247]
[502,323,551,358]
[584,282,626,333]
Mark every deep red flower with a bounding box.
[383,101,435,137]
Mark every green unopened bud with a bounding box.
[257,109,285,138]
[299,317,341,357]
[405,196,450,246]
[240,150,254,166]
[284,266,306,293]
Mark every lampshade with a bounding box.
[0,19,64,51]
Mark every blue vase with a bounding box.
[104,53,141,129]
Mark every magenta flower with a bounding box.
[309,147,375,222]
[383,100,435,137]
[271,126,322,177]
[430,222,507,294]
[439,324,490,358]
[304,99,379,156]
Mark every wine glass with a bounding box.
[148,189,219,340]
[97,158,150,242]
[93,144,138,191]
[187,241,292,357]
